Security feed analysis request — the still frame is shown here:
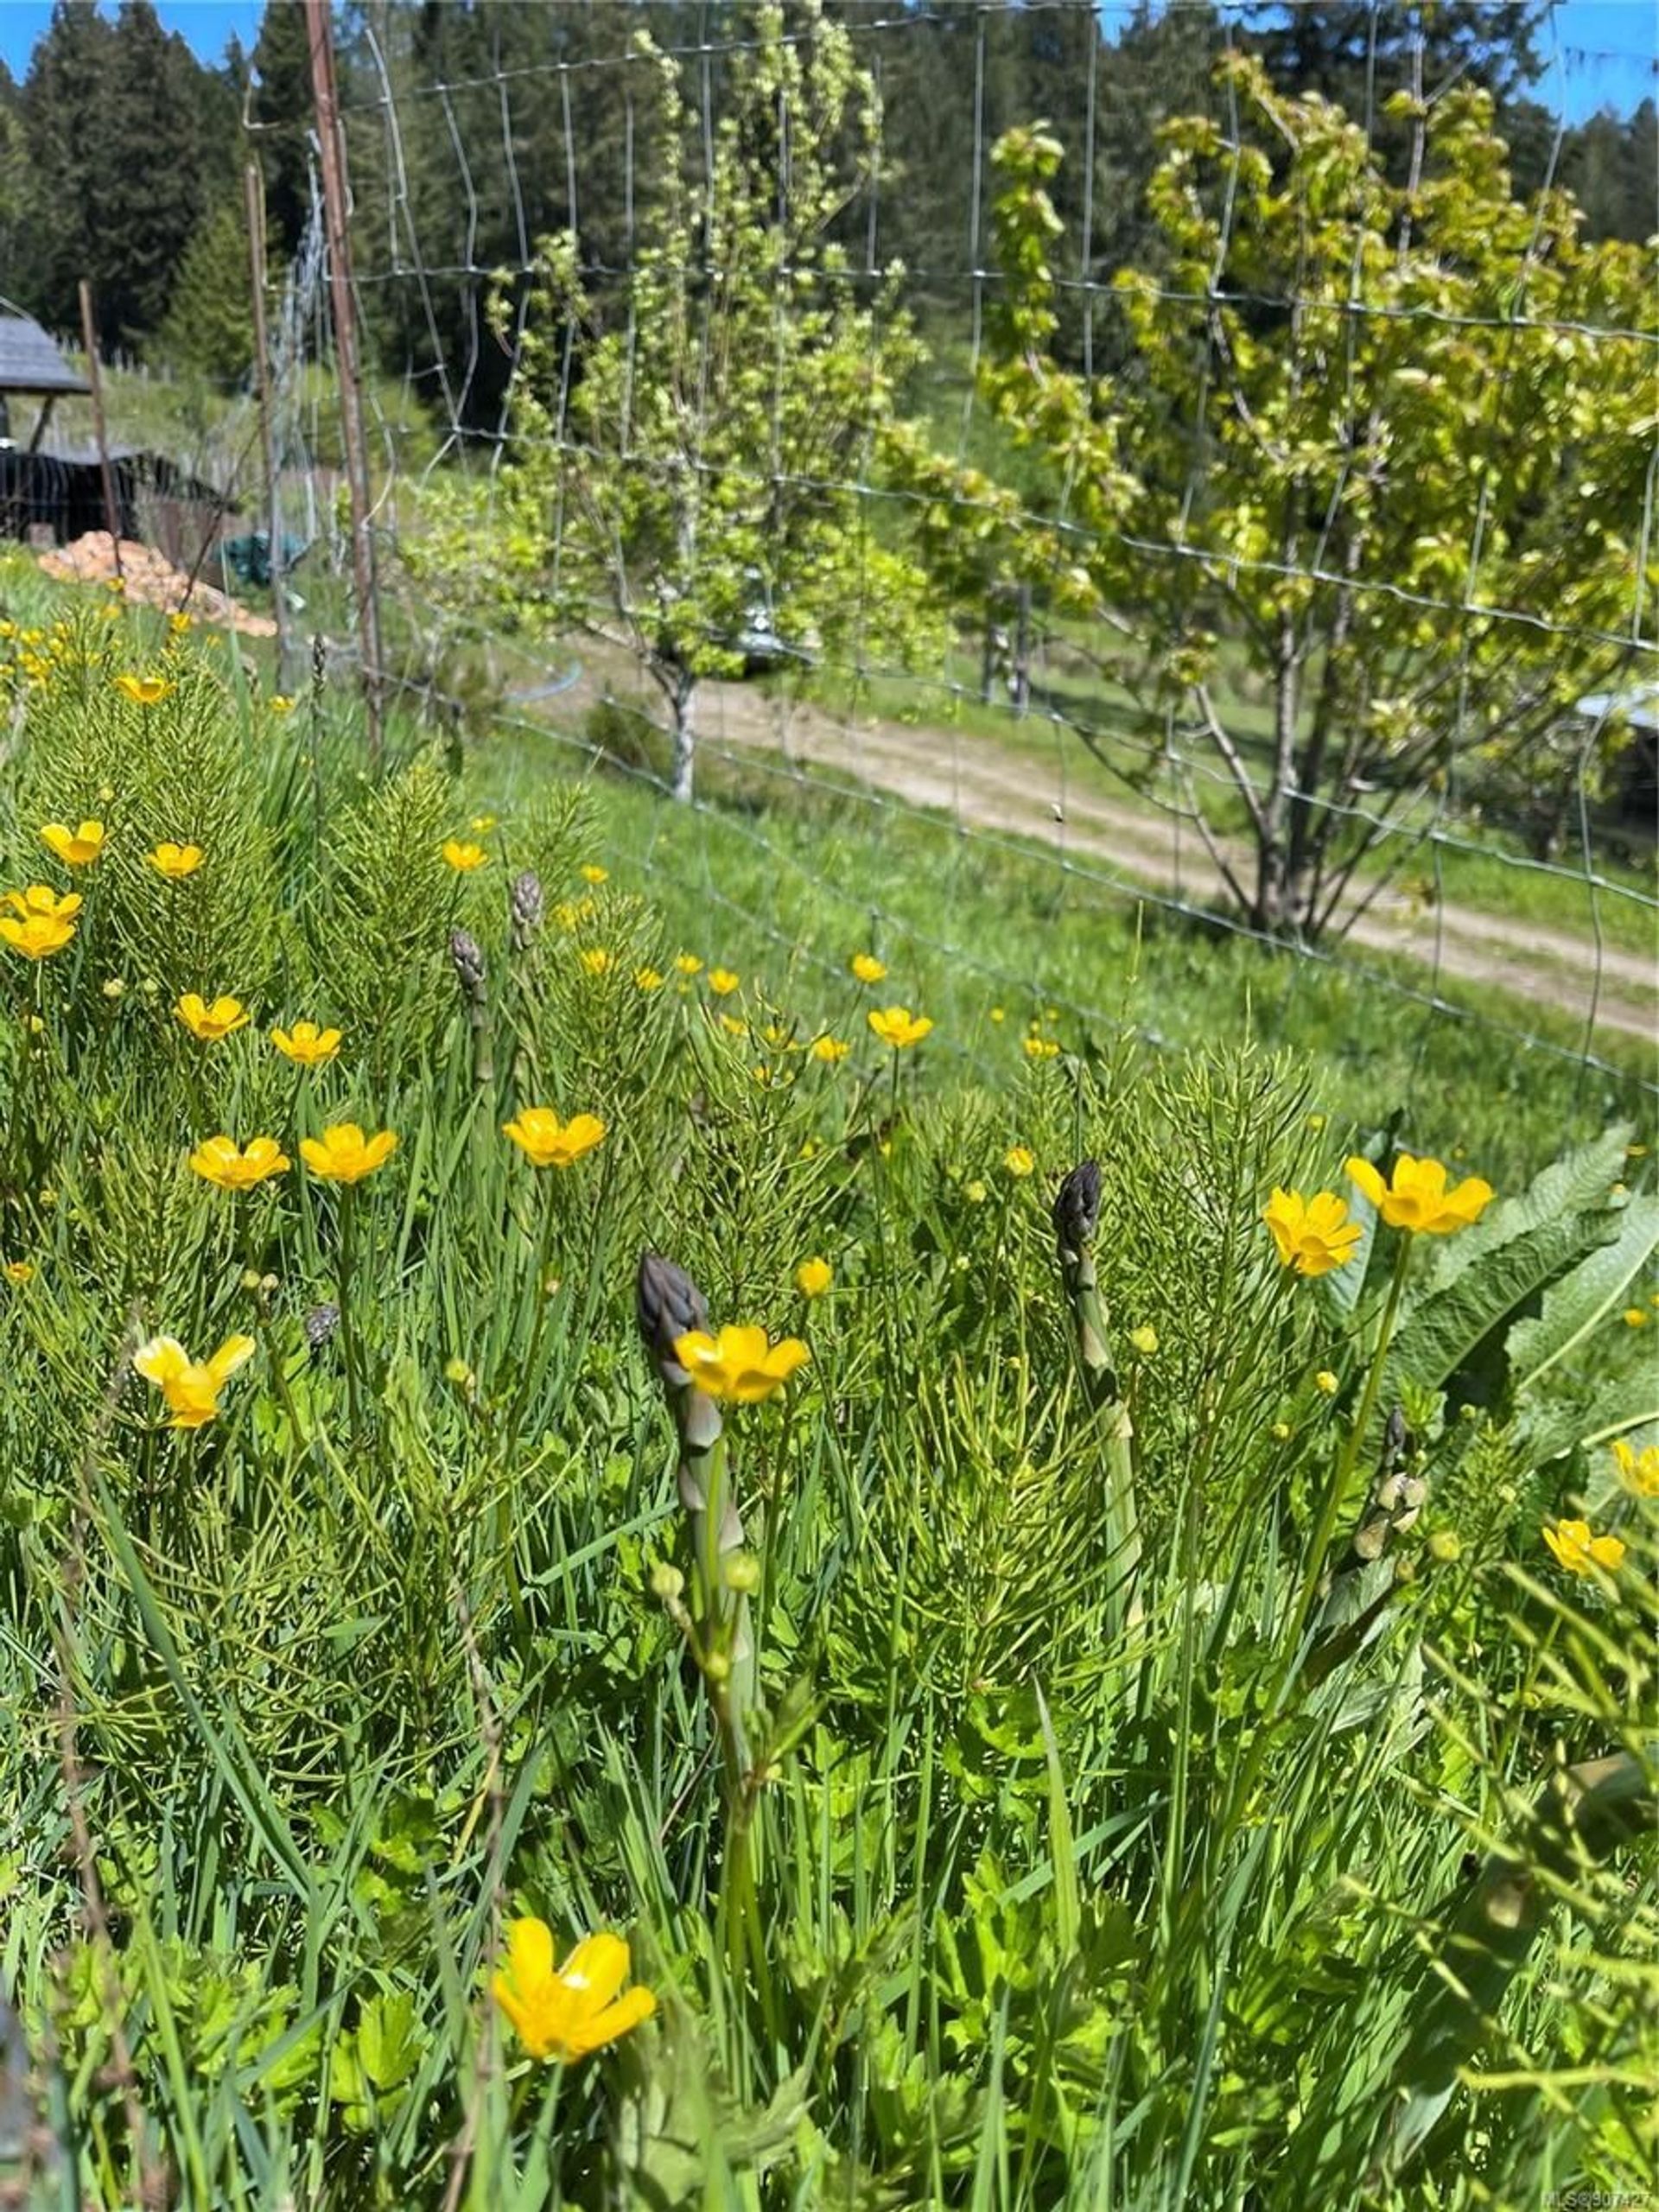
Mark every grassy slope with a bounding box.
[476,706,1651,1193]
[0,601,1651,2209]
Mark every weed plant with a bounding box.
[0,600,1652,2209]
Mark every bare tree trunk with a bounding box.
[671,675,698,804]
[1011,582,1032,717]
[1290,588,1356,923]
[1255,612,1301,933]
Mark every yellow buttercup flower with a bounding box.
[672,1323,810,1404]
[1262,1189,1363,1276]
[168,611,194,634]
[1541,1518,1625,1575]
[271,1020,341,1065]
[580,947,613,976]
[718,1013,747,1037]
[470,815,498,833]
[580,864,609,886]
[4,886,80,921]
[1022,1034,1060,1060]
[41,819,105,866]
[708,968,741,996]
[133,1333,256,1429]
[1345,1153,1493,1235]
[1003,1146,1035,1179]
[795,1257,832,1299]
[176,994,250,1042]
[1613,1439,1659,1497]
[850,952,887,984]
[674,953,702,976]
[1622,1307,1649,1329]
[1129,1325,1159,1356]
[4,1261,35,1284]
[442,839,488,872]
[114,674,174,706]
[492,1920,655,2064]
[502,1109,607,1169]
[810,1034,850,1064]
[269,694,295,714]
[299,1124,397,1183]
[1315,1370,1339,1395]
[0,906,77,960]
[868,1006,933,1049]
[635,967,664,992]
[149,842,203,880]
[188,1135,290,1191]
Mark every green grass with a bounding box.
[0,572,1653,2212]
[781,647,1659,963]
[480,701,1650,1188]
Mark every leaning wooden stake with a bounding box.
[77,281,122,581]
[244,156,292,688]
[305,0,384,767]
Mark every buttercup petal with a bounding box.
[570,1985,656,2056]
[505,1916,556,1992]
[134,1336,190,1385]
[1344,1157,1385,1210]
[558,1931,631,2009]
[208,1335,257,1384]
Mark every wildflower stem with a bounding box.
[1288,1233,1412,1660]
[335,1187,365,1439]
[505,1188,561,1453]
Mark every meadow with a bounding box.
[0,582,1654,2210]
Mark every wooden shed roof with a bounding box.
[0,311,92,397]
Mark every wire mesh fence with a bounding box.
[158,1,1659,1092]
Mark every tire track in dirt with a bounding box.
[696,683,1657,1047]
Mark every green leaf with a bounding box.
[1509,1197,1659,1395]
[1410,1122,1630,1306]
[1033,1682,1080,1961]
[357,1992,419,2092]
[1510,1368,1659,1472]
[1388,1211,1620,1405]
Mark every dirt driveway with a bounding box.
[684,682,1656,1048]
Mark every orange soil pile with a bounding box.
[35,531,277,639]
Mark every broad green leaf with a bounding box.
[1509,1196,1659,1395]
[1388,1211,1621,1403]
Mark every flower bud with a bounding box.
[1052,1160,1101,1255]
[650,1561,684,1602]
[636,1251,709,1382]
[304,1300,340,1351]
[723,1552,760,1594]
[449,927,487,1006]
[510,868,543,954]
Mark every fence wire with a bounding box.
[227,0,1654,1099]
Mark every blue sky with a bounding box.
[0,0,1651,118]
[0,1,262,77]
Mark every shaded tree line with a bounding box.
[0,0,1649,404]
[0,0,241,353]
[323,0,1653,433]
